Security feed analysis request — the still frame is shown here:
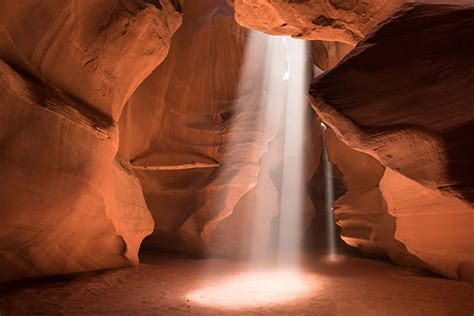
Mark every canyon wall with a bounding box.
[230,0,474,280]
[119,1,316,258]
[1,0,473,283]
[0,0,182,282]
[231,0,404,44]
[310,3,474,280]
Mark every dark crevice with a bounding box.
[145,0,163,10]
[170,0,183,13]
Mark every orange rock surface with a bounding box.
[381,169,474,281]
[0,0,182,281]
[1,0,473,284]
[311,3,474,280]
[119,1,305,256]
[0,0,182,120]
[231,0,404,44]
[0,61,152,281]
[311,41,353,71]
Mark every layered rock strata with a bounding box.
[0,61,152,281]
[0,0,182,281]
[310,2,474,280]
[119,4,279,255]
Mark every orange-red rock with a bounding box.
[0,61,153,282]
[1,0,473,285]
[311,41,353,71]
[326,129,425,267]
[380,169,474,281]
[0,0,182,119]
[119,4,276,255]
[0,0,182,281]
[311,3,474,203]
[311,3,474,280]
[231,0,404,44]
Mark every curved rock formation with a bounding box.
[310,41,353,71]
[119,2,284,256]
[0,0,182,119]
[380,169,474,281]
[209,112,319,258]
[326,129,425,267]
[1,0,473,285]
[0,61,152,281]
[311,2,474,203]
[119,0,317,257]
[231,0,404,44]
[0,1,182,281]
[310,2,474,280]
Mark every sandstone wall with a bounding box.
[231,0,404,44]
[118,3,302,256]
[229,0,474,281]
[0,0,182,281]
[310,3,474,280]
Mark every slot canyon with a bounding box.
[0,0,473,315]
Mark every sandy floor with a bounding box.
[0,252,473,315]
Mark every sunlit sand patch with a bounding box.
[186,269,317,308]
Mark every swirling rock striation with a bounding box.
[310,2,474,280]
[0,0,182,281]
[0,0,182,120]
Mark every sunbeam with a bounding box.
[187,30,311,306]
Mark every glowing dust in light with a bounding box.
[186,269,318,308]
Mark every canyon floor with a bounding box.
[0,252,473,315]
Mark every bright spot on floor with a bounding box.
[186,269,316,308]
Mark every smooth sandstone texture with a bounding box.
[380,169,474,281]
[0,61,153,282]
[310,3,474,280]
[326,129,425,267]
[311,2,474,203]
[311,41,354,71]
[209,112,319,258]
[0,0,182,281]
[112,160,156,265]
[0,0,182,119]
[119,2,300,256]
[231,0,404,44]
[1,0,473,285]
